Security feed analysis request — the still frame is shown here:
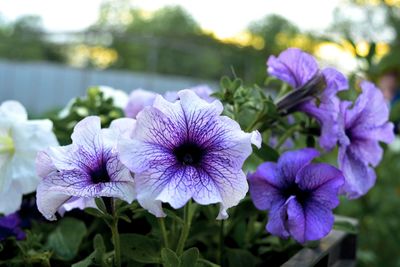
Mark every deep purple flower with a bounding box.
[248,148,344,243]
[337,81,394,198]
[0,213,25,241]
[267,48,348,150]
[119,90,261,219]
[36,116,136,220]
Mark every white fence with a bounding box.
[0,60,217,114]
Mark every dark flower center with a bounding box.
[345,128,353,141]
[283,184,310,204]
[173,142,204,166]
[89,162,111,184]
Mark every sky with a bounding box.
[0,0,343,38]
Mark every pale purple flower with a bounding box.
[165,85,216,103]
[267,48,348,150]
[248,148,344,243]
[124,89,157,119]
[337,81,394,198]
[36,116,136,220]
[119,90,261,219]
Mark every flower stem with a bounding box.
[111,200,121,267]
[158,217,169,248]
[275,124,301,150]
[218,220,224,265]
[176,201,194,255]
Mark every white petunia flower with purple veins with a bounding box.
[336,81,395,198]
[0,101,58,215]
[36,116,136,220]
[118,90,261,219]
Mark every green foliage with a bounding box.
[46,218,87,261]
[120,234,161,264]
[50,86,124,145]
[72,235,108,267]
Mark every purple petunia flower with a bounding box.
[36,116,136,220]
[337,81,394,198]
[267,48,348,150]
[0,212,25,241]
[118,90,261,219]
[248,148,344,243]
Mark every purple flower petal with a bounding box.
[119,90,256,219]
[248,162,285,210]
[338,148,376,199]
[296,163,344,208]
[36,116,135,220]
[266,200,290,239]
[277,148,320,184]
[267,48,318,88]
[124,89,157,119]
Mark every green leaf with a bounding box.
[72,234,106,267]
[254,143,279,162]
[46,217,87,261]
[195,258,220,267]
[180,248,199,267]
[84,207,104,218]
[225,249,257,267]
[95,198,108,214]
[120,234,161,264]
[161,248,180,267]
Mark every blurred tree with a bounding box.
[0,15,65,62]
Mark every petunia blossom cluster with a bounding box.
[1,46,393,252]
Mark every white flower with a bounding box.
[0,101,58,215]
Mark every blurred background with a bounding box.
[1,0,400,266]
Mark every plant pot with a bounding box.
[281,216,358,267]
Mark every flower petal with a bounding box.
[346,81,390,128]
[338,147,376,199]
[267,48,318,88]
[278,148,320,183]
[248,162,285,210]
[0,101,27,121]
[296,163,344,209]
[266,200,290,239]
[124,89,157,118]
[0,182,23,215]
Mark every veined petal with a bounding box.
[321,68,348,96]
[278,148,320,184]
[338,147,376,199]
[248,162,285,210]
[296,163,344,209]
[346,81,389,128]
[71,116,102,151]
[267,48,318,88]
[266,200,290,239]
[294,200,334,243]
